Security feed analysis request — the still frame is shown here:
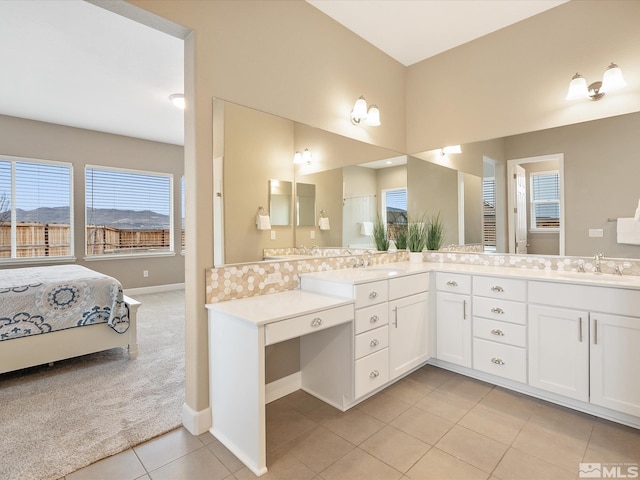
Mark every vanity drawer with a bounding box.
[436,273,471,294]
[354,348,389,398]
[473,317,526,347]
[473,276,526,302]
[473,338,527,383]
[355,325,389,360]
[389,272,429,300]
[354,280,389,309]
[265,304,353,346]
[355,303,389,334]
[473,296,526,325]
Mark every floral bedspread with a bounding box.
[0,265,129,341]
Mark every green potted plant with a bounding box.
[426,212,445,251]
[373,215,389,251]
[394,224,407,250]
[406,213,429,263]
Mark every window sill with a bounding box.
[529,228,560,233]
[84,251,177,261]
[0,256,77,267]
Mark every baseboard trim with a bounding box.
[266,372,301,404]
[125,282,185,296]
[182,402,211,436]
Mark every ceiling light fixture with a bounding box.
[169,93,185,109]
[350,96,381,126]
[565,63,627,101]
[441,145,462,156]
[293,148,313,165]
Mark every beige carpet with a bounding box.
[0,289,185,480]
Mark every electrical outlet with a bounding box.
[310,230,315,240]
[589,228,604,238]
[265,272,281,284]
[270,230,276,240]
[143,270,149,278]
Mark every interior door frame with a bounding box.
[507,153,565,256]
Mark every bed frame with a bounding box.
[0,295,140,375]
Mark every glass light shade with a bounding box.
[351,96,368,121]
[364,105,381,126]
[601,63,627,93]
[442,145,462,155]
[302,148,312,164]
[169,93,185,109]
[293,151,302,164]
[565,74,588,100]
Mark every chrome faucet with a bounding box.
[593,252,604,273]
[577,260,585,273]
[614,264,623,276]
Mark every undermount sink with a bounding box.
[554,271,639,283]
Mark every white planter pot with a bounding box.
[409,251,423,263]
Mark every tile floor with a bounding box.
[63,365,640,480]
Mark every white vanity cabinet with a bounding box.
[301,269,430,400]
[528,281,640,417]
[472,276,527,383]
[435,273,472,368]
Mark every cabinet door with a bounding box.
[528,305,589,402]
[436,292,471,368]
[590,313,640,417]
[389,292,429,379]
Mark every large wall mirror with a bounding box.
[213,98,640,265]
[269,179,292,226]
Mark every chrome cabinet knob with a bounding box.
[491,285,504,292]
[369,370,380,378]
[310,317,323,327]
[491,357,505,365]
[369,291,378,299]
[446,280,458,287]
[490,329,505,336]
[370,339,379,347]
[370,315,379,323]
[491,307,505,314]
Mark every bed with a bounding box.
[0,264,140,375]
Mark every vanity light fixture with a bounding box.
[441,145,462,156]
[293,148,313,165]
[350,96,381,126]
[169,93,185,109]
[565,63,627,101]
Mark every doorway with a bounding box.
[507,154,565,256]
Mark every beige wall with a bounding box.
[504,111,640,258]
[296,168,343,248]
[0,114,184,289]
[407,0,640,153]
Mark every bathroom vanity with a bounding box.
[206,260,640,476]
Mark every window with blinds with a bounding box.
[0,156,73,260]
[530,171,560,230]
[482,177,496,247]
[85,166,173,256]
[384,188,407,225]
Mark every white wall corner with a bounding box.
[182,402,212,436]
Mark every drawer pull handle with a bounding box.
[369,370,380,378]
[491,307,504,314]
[491,286,504,292]
[370,339,379,347]
[491,329,505,336]
[310,317,323,327]
[491,357,505,365]
[446,280,458,287]
[370,315,379,323]
[369,291,378,299]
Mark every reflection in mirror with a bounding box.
[269,179,292,226]
[295,182,315,227]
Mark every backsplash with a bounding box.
[205,251,408,303]
[206,250,640,304]
[424,252,640,275]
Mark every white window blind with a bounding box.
[530,171,560,230]
[385,188,407,225]
[85,166,173,256]
[482,178,496,247]
[0,156,73,260]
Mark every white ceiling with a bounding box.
[306,0,567,67]
[0,0,566,147]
